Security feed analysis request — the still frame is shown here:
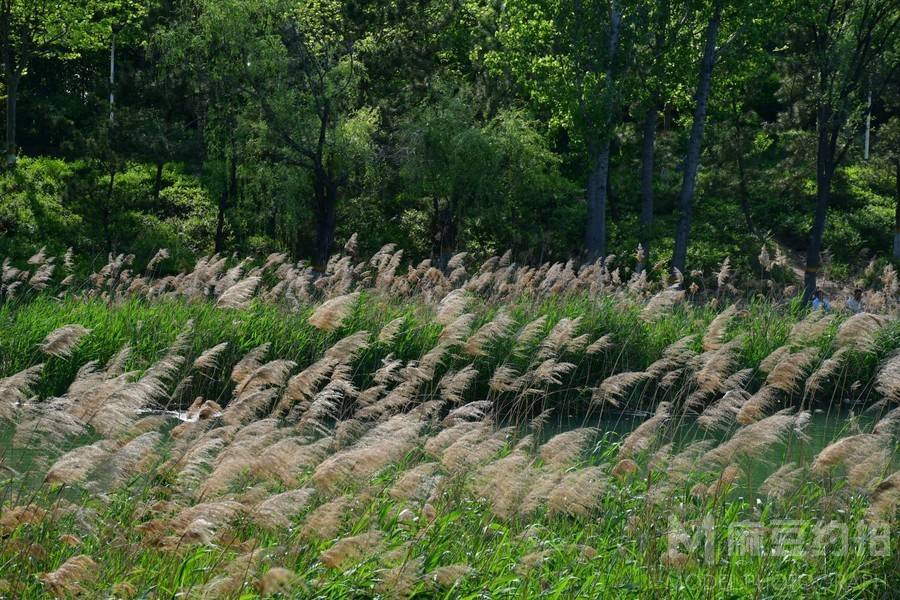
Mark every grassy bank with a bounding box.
[1,253,899,598]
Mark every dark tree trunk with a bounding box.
[4,69,19,166]
[430,197,457,269]
[803,113,836,304]
[670,2,721,274]
[638,104,657,272]
[585,142,611,262]
[214,185,227,254]
[607,137,619,222]
[312,170,338,269]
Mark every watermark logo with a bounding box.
[668,516,892,563]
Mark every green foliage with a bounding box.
[0,157,81,256]
[0,0,897,277]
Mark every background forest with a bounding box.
[1,0,898,299]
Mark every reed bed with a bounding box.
[0,246,898,598]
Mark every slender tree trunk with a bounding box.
[312,170,338,269]
[214,184,227,254]
[438,200,457,270]
[893,159,899,261]
[4,69,19,166]
[585,142,611,262]
[803,117,835,303]
[670,2,721,274]
[607,137,619,222]
[638,104,657,272]
[583,0,621,263]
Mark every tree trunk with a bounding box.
[4,69,19,166]
[312,171,338,269]
[670,2,721,274]
[803,117,835,303]
[585,141,610,262]
[638,104,657,272]
[214,184,227,254]
[583,0,621,263]
[893,159,899,261]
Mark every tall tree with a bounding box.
[670,0,722,275]
[630,0,693,271]
[496,0,627,263]
[583,0,622,262]
[796,0,899,301]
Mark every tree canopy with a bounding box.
[1,0,898,296]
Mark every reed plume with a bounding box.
[321,531,383,570]
[867,471,899,522]
[735,386,780,425]
[312,413,424,492]
[40,324,91,358]
[874,351,900,402]
[811,433,888,475]
[0,364,43,420]
[442,400,493,425]
[301,496,352,540]
[766,347,817,393]
[704,409,802,465]
[514,315,548,354]
[463,310,514,355]
[427,564,472,588]
[378,316,405,344]
[703,304,737,350]
[548,467,607,517]
[389,462,442,502]
[438,364,478,404]
[251,488,315,529]
[46,439,119,485]
[193,342,229,371]
[804,347,849,399]
[230,343,270,386]
[540,428,595,467]
[217,276,260,309]
[308,292,360,331]
[759,463,804,498]
[698,389,749,431]
[586,334,614,355]
[593,371,648,408]
[835,312,890,352]
[618,403,670,458]
[436,289,469,325]
[40,554,98,597]
[641,288,685,321]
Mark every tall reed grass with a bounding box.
[0,245,897,598]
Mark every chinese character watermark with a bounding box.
[668,516,892,564]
